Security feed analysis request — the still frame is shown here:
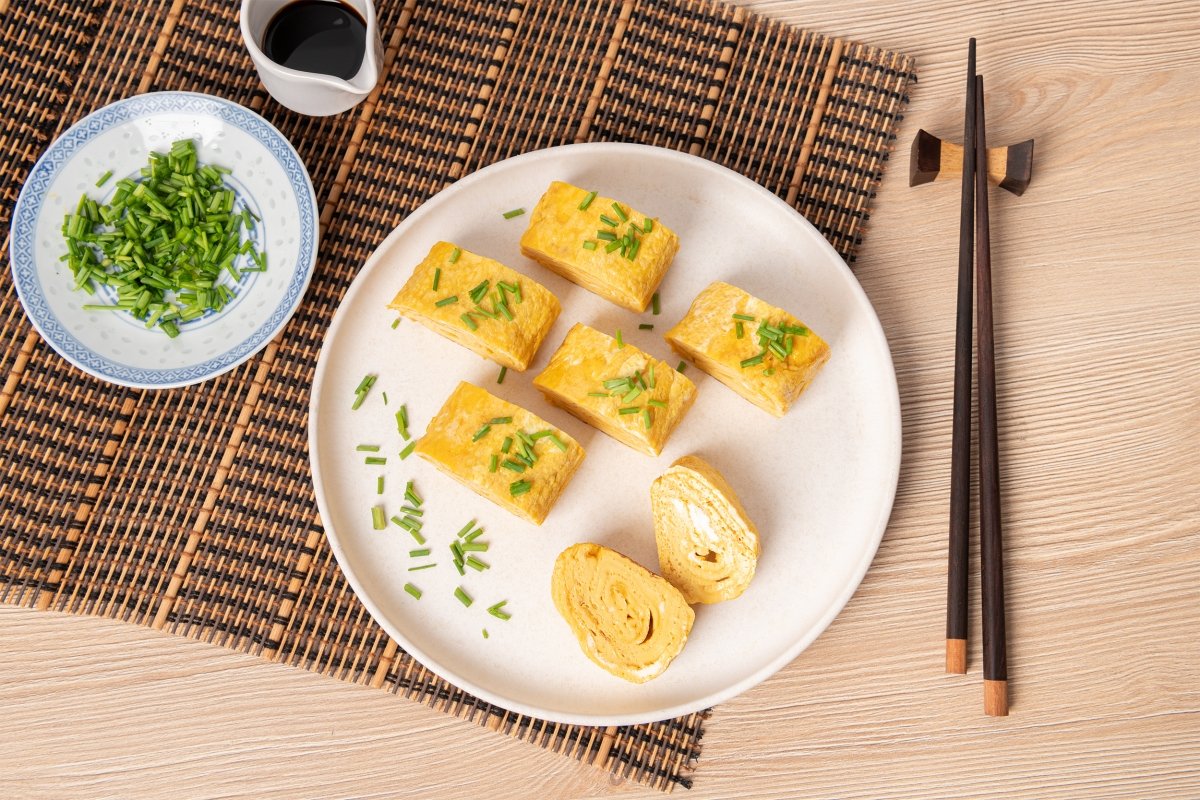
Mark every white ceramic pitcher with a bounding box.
[240,0,382,116]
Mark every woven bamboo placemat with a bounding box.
[0,0,914,791]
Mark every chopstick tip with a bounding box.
[946,639,967,674]
[984,679,1009,716]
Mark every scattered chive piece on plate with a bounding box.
[409,548,431,558]
[399,441,417,460]
[501,459,526,473]
[618,406,640,415]
[611,202,628,221]
[408,563,436,572]
[405,481,422,506]
[487,601,512,620]
[545,433,568,452]
[460,313,477,331]
[482,628,489,639]
[579,190,597,210]
[400,505,423,516]
[454,586,474,607]
[472,423,491,442]
[599,214,618,227]
[396,406,410,440]
[642,408,652,428]
[381,391,388,405]
[95,170,114,187]
[502,207,525,219]
[461,541,488,553]
[489,454,499,473]
[582,241,597,251]
[648,399,668,408]
[468,280,490,303]
[466,555,490,572]
[449,247,461,264]
[456,520,476,539]
[376,476,384,495]
[402,516,423,531]
[371,506,386,530]
[615,329,624,348]
[463,527,486,544]
[435,295,458,307]
[622,386,641,403]
[352,374,377,409]
[639,323,654,330]
[405,527,426,546]
[500,436,513,453]
[453,561,465,576]
[356,444,381,452]
[596,231,617,241]
[736,321,745,338]
[364,456,387,465]
[432,267,441,290]
[677,360,687,373]
[391,317,402,329]
[644,218,654,233]
[605,239,623,253]
[647,363,656,388]
[489,416,513,424]
[733,313,756,322]
[651,292,661,315]
[510,479,532,496]
[497,365,507,384]
[404,583,423,599]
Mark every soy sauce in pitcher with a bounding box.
[262,0,367,81]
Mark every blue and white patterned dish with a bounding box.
[10,91,318,389]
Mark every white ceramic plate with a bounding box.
[310,143,901,725]
[9,91,318,389]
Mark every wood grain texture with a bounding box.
[2,0,1199,798]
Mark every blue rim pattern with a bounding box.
[9,91,318,388]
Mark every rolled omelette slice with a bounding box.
[651,455,760,604]
[551,543,695,683]
[520,181,679,312]
[388,241,560,371]
[532,323,697,456]
[664,281,830,417]
[414,381,584,525]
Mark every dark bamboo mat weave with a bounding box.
[0,0,914,791]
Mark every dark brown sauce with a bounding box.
[262,0,366,81]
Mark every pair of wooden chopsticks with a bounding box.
[946,38,1008,717]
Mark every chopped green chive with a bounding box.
[677,360,687,373]
[96,170,114,187]
[408,563,435,572]
[768,340,788,359]
[352,374,377,409]
[405,481,422,506]
[381,392,388,405]
[579,190,598,210]
[501,459,526,473]
[763,367,776,376]
[396,406,410,440]
[376,476,384,495]
[461,541,489,552]
[615,329,624,348]
[454,586,473,607]
[545,432,568,452]
[391,317,402,329]
[733,313,756,322]
[460,313,478,331]
[587,391,608,397]
[642,408,652,428]
[651,293,661,315]
[463,527,486,544]
[596,231,617,241]
[409,548,431,558]
[647,362,656,388]
[468,280,490,303]
[599,214,619,227]
[371,506,386,530]
[466,555,490,572]
[740,353,766,368]
[648,399,668,408]
[454,520,476,539]
[618,406,640,415]
[432,267,442,291]
[400,506,423,516]
[449,247,461,264]
[489,454,499,472]
[356,444,381,452]
[435,295,458,307]
[582,241,597,251]
[404,583,423,599]
[639,323,654,330]
[509,479,532,496]
[497,365,507,384]
[472,424,491,442]
[611,202,628,222]
[644,218,654,233]
[399,441,417,460]
[502,207,525,219]
[487,601,512,621]
[364,456,387,465]
[622,386,642,403]
[489,416,513,425]
[605,238,623,253]
[736,321,745,338]
[500,436,513,453]
[783,324,810,336]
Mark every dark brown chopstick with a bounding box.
[974,74,1009,716]
[946,38,977,676]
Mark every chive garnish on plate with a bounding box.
[376,476,384,495]
[639,323,654,330]
[408,563,436,572]
[472,423,491,442]
[733,313,756,322]
[599,214,619,227]
[642,408,652,429]
[95,170,114,187]
[404,583,423,599]
[652,292,661,315]
[371,506,386,530]
[677,360,687,372]
[740,353,766,368]
[405,481,422,506]
[391,317,402,329]
[399,441,417,460]
[352,374,377,409]
[449,247,461,263]
[644,218,654,233]
[582,241,597,251]
[618,406,640,415]
[615,329,624,348]
[435,295,458,307]
[356,444,380,452]
[497,365,507,384]
[460,313,478,331]
[409,548,431,558]
[611,202,628,222]
[489,454,499,472]
[466,555,489,572]
[487,601,512,620]
[454,586,474,607]
[502,207,525,219]
[364,456,387,465]
[432,267,441,291]
[578,190,597,210]
[509,479,531,496]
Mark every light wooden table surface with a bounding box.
[3,1,1198,797]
